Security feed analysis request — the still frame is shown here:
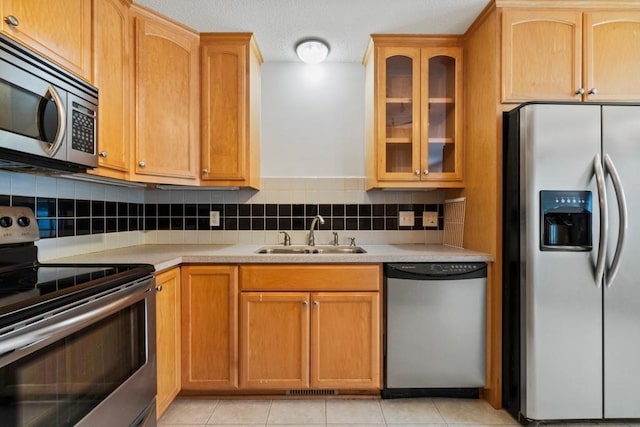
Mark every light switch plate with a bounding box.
[423,211,438,227]
[209,211,220,227]
[399,211,415,227]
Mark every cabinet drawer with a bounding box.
[239,264,382,291]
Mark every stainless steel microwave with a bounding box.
[0,34,98,173]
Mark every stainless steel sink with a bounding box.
[255,245,367,254]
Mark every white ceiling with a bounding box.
[134,0,490,63]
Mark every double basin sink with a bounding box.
[256,245,367,254]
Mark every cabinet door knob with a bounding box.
[156,285,163,292]
[4,15,19,27]
[99,151,108,158]
[575,88,585,95]
[202,168,209,174]
[414,170,420,175]
[589,88,598,95]
[138,161,146,168]
[313,301,319,307]
[424,169,429,175]
[302,300,308,307]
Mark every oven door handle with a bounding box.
[0,279,152,365]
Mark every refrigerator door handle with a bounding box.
[604,154,627,288]
[594,154,608,288]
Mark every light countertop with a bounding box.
[48,244,493,272]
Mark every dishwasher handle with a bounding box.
[384,263,487,280]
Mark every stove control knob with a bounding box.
[0,216,13,227]
[17,216,31,227]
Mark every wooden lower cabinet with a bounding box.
[310,292,380,389]
[240,292,310,389]
[181,265,238,390]
[155,267,181,418]
[239,264,382,391]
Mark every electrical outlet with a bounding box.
[399,211,415,227]
[423,211,438,227]
[209,211,220,227]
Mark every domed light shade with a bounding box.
[295,39,329,64]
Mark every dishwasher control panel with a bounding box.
[385,262,487,280]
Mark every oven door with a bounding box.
[0,276,156,427]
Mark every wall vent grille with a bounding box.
[286,389,338,396]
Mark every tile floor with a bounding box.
[158,397,521,426]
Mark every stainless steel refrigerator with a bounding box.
[502,102,640,422]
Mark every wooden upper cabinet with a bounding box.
[502,9,582,102]
[200,33,262,189]
[502,9,640,103]
[1,0,92,81]
[365,36,464,190]
[130,5,199,184]
[90,0,130,179]
[583,11,640,102]
[181,265,238,390]
[155,267,181,418]
[376,46,421,183]
[421,47,463,183]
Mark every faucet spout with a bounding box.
[307,215,325,246]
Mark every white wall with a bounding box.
[261,62,365,177]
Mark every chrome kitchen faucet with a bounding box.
[307,215,325,246]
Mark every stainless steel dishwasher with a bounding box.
[383,262,487,399]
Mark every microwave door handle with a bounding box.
[43,85,66,156]
[594,154,608,289]
[604,154,627,288]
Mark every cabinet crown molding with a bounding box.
[495,0,640,8]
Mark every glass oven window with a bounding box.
[0,300,146,426]
[0,80,61,144]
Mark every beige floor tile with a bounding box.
[326,400,385,424]
[380,398,445,424]
[433,398,518,425]
[267,400,326,424]
[159,399,219,425]
[208,400,272,425]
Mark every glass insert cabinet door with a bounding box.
[377,46,462,183]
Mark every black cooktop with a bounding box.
[0,207,155,325]
[0,262,154,328]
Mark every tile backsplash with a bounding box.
[0,172,446,258]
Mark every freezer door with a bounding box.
[602,105,640,418]
[520,104,603,420]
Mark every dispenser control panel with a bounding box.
[540,190,592,251]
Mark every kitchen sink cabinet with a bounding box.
[502,9,640,102]
[239,292,310,389]
[0,0,92,81]
[239,264,382,391]
[89,0,131,180]
[155,267,181,418]
[364,36,464,190]
[181,265,238,390]
[200,33,262,189]
[129,5,199,185]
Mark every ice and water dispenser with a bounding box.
[540,191,592,251]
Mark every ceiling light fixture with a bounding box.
[295,39,329,64]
